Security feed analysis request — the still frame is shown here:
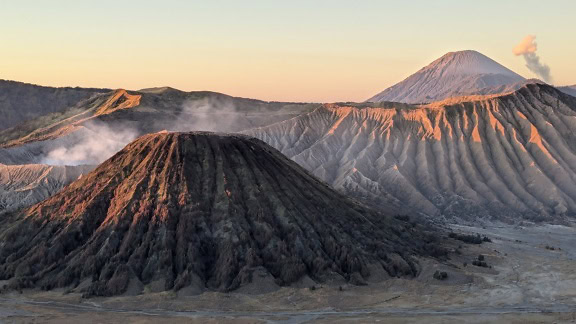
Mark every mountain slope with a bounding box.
[0,132,440,296]
[249,84,576,222]
[0,79,108,130]
[0,163,93,214]
[368,50,525,104]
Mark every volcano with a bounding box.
[368,50,525,103]
[0,132,439,296]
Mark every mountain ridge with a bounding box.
[248,83,576,222]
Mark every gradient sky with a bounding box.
[0,0,574,102]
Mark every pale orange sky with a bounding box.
[0,1,574,102]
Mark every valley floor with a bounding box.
[1,224,575,323]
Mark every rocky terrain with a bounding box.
[0,132,443,297]
[367,50,526,104]
[0,163,93,214]
[0,79,108,130]
[248,83,576,222]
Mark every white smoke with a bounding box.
[41,121,139,166]
[40,96,246,166]
[166,96,243,133]
[513,35,552,83]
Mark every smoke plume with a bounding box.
[41,121,138,166]
[513,35,552,83]
[41,97,246,166]
[148,95,247,135]
[172,97,241,132]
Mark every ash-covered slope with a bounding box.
[0,132,438,296]
[249,84,576,222]
[0,163,93,214]
[0,79,108,130]
[368,50,525,104]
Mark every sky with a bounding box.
[0,0,574,102]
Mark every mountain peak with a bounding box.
[368,50,525,104]
[424,50,523,78]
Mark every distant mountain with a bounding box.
[249,84,576,222]
[367,50,525,104]
[559,85,576,97]
[0,79,108,130]
[0,132,439,296]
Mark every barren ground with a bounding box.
[1,224,575,323]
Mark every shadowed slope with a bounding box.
[249,84,576,222]
[0,80,108,131]
[0,132,439,296]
